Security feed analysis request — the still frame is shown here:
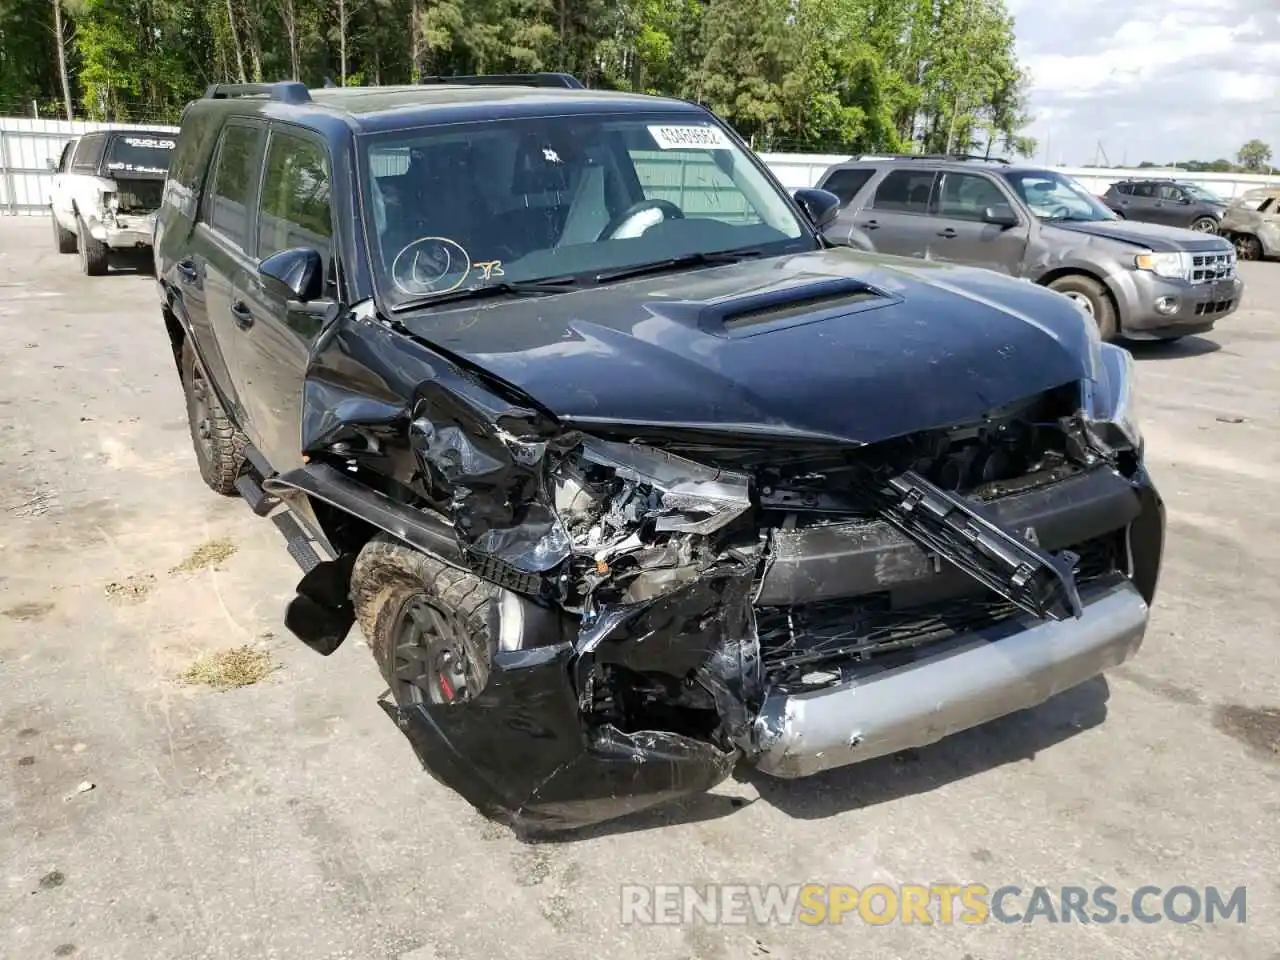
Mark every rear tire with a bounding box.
[350,535,494,706]
[1046,274,1119,341]
[51,211,77,253]
[77,217,108,275]
[1234,233,1262,261]
[1190,216,1218,234]
[180,338,246,495]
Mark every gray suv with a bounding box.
[816,156,1242,341]
[1100,179,1226,233]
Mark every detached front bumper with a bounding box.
[752,574,1147,778]
[87,212,156,249]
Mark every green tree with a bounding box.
[1237,139,1273,172]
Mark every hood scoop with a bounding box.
[654,276,899,339]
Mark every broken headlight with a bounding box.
[1083,342,1141,452]
[552,439,754,607]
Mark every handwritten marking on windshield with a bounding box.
[473,260,505,281]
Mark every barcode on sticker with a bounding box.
[647,124,733,150]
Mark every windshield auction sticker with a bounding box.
[647,124,732,150]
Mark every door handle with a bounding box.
[230,300,254,330]
[937,228,958,238]
[176,258,198,283]
[861,219,880,230]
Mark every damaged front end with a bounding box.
[275,311,1162,834]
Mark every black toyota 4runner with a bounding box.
[155,75,1164,835]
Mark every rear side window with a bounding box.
[256,130,333,261]
[820,168,875,206]
[70,134,105,174]
[1114,182,1133,195]
[203,123,265,251]
[870,169,937,214]
[1131,182,1156,198]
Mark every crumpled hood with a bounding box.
[398,248,1099,445]
[1048,218,1233,252]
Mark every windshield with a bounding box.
[104,134,175,178]
[358,112,813,307]
[1181,183,1225,204]
[1002,170,1118,222]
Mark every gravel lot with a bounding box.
[2,216,1278,960]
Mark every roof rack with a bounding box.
[856,153,1011,165]
[418,72,584,89]
[203,81,312,104]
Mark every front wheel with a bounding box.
[51,211,77,253]
[350,535,494,707]
[77,217,108,275]
[180,338,246,495]
[1234,233,1262,261]
[1046,274,1118,341]
[1190,216,1218,234]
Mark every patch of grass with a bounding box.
[179,645,276,691]
[170,538,238,575]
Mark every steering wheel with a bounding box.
[598,199,685,241]
[1047,204,1072,219]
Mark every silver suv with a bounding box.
[816,155,1242,341]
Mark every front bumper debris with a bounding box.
[89,213,155,248]
[752,573,1147,778]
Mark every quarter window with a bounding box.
[820,168,876,207]
[870,169,937,214]
[256,131,333,262]
[204,124,264,251]
[936,173,1009,221]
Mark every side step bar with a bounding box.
[272,511,322,573]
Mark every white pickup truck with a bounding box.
[48,129,175,275]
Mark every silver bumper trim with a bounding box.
[752,575,1149,778]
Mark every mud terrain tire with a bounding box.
[180,338,246,495]
[350,535,493,706]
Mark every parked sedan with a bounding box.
[1101,179,1226,233]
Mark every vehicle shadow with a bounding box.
[526,676,1110,842]
[1122,336,1221,359]
[518,789,755,844]
[742,675,1111,822]
[106,250,155,276]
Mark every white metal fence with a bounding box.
[0,117,179,215]
[3,114,1278,216]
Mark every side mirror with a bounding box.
[1179,196,1192,205]
[982,205,1020,228]
[259,247,325,303]
[793,187,842,230]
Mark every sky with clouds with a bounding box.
[1007,0,1280,166]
